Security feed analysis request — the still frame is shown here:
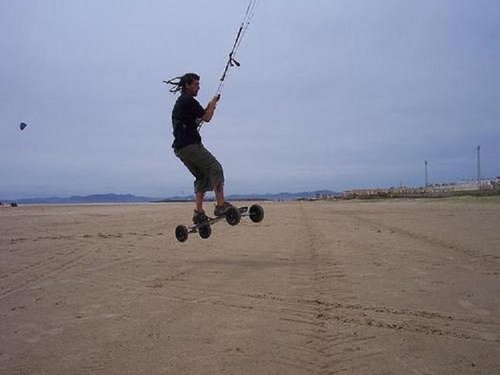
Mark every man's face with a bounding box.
[185,80,200,96]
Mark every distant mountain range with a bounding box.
[160,190,340,202]
[12,194,156,205]
[8,190,340,204]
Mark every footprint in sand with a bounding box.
[458,300,473,309]
[458,300,492,316]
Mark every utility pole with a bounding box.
[477,145,481,187]
[425,160,428,188]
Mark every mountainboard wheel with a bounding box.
[175,225,189,242]
[225,206,241,226]
[198,224,212,239]
[249,204,264,223]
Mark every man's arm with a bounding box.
[201,95,220,123]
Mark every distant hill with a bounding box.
[158,190,341,202]
[16,193,158,204]
[229,190,340,201]
[11,190,341,205]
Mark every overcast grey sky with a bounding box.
[1,0,499,199]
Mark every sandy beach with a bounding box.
[1,198,499,374]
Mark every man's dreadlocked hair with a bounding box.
[163,73,200,94]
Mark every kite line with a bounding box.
[164,0,258,103]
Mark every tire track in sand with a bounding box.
[0,237,103,300]
[261,203,381,374]
[0,231,164,299]
[347,213,498,264]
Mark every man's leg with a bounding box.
[179,143,230,216]
[195,191,204,212]
[174,145,209,223]
[214,181,236,217]
[214,182,224,207]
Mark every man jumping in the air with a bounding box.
[171,73,234,224]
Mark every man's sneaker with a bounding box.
[214,202,234,217]
[192,210,209,225]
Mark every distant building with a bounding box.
[342,176,499,199]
